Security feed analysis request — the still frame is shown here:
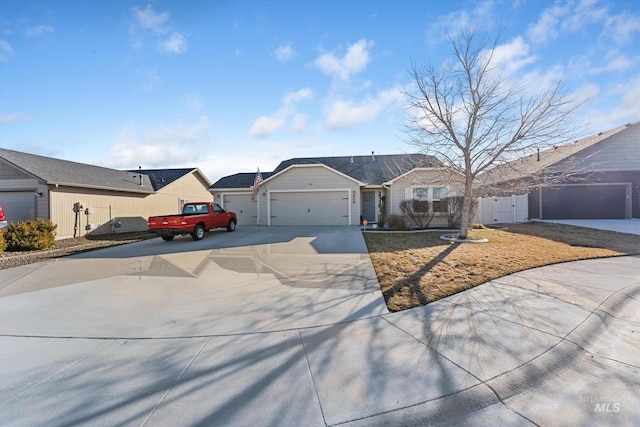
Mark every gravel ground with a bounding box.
[0,232,156,270]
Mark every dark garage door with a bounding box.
[541,185,627,219]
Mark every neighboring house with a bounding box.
[479,122,640,220]
[210,153,459,227]
[0,148,213,238]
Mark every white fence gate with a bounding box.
[473,195,528,224]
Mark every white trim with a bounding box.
[267,188,352,226]
[261,164,366,187]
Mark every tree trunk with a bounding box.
[458,175,474,239]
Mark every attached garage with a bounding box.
[222,193,257,225]
[0,191,37,223]
[539,184,630,219]
[269,190,351,226]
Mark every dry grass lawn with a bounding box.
[363,222,640,312]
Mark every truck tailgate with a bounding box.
[148,216,188,228]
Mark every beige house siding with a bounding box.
[386,169,461,228]
[145,172,213,217]
[49,171,213,239]
[50,187,149,238]
[259,165,363,226]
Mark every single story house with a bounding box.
[210,153,460,227]
[0,148,213,239]
[479,122,640,220]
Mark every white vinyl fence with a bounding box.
[473,195,529,224]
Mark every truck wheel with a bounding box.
[226,219,237,232]
[161,236,175,241]
[192,224,205,241]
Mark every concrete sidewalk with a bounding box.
[0,227,638,426]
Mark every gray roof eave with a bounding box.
[47,181,156,194]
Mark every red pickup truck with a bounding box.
[0,205,7,229]
[148,202,237,241]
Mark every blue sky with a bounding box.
[1,0,639,184]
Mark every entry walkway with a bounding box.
[0,227,638,426]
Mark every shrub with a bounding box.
[399,199,435,229]
[443,196,479,229]
[0,229,6,252]
[387,214,408,231]
[470,223,487,229]
[4,219,57,251]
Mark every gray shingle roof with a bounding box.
[210,172,275,189]
[210,153,443,189]
[478,122,638,185]
[129,168,201,191]
[548,122,639,173]
[0,148,154,193]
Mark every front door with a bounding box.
[361,191,376,223]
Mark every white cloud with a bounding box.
[25,25,54,37]
[560,0,608,33]
[0,40,14,61]
[291,114,307,132]
[617,74,640,119]
[313,39,372,80]
[131,5,187,54]
[581,74,640,131]
[526,3,569,44]
[183,94,204,111]
[133,5,169,34]
[0,112,30,123]
[250,88,313,137]
[591,50,633,73]
[486,36,537,77]
[137,67,160,91]
[427,2,498,43]
[283,88,313,104]
[519,65,565,95]
[527,0,609,44]
[275,43,296,62]
[158,32,187,54]
[104,117,213,169]
[250,115,286,138]
[605,12,640,44]
[324,86,403,130]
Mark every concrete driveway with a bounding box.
[541,219,640,235]
[1,226,639,426]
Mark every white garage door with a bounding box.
[0,192,36,223]
[270,191,349,226]
[223,194,257,225]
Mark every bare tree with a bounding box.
[403,26,581,239]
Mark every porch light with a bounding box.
[352,190,356,204]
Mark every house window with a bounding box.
[432,187,448,213]
[412,187,448,213]
[412,188,430,212]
